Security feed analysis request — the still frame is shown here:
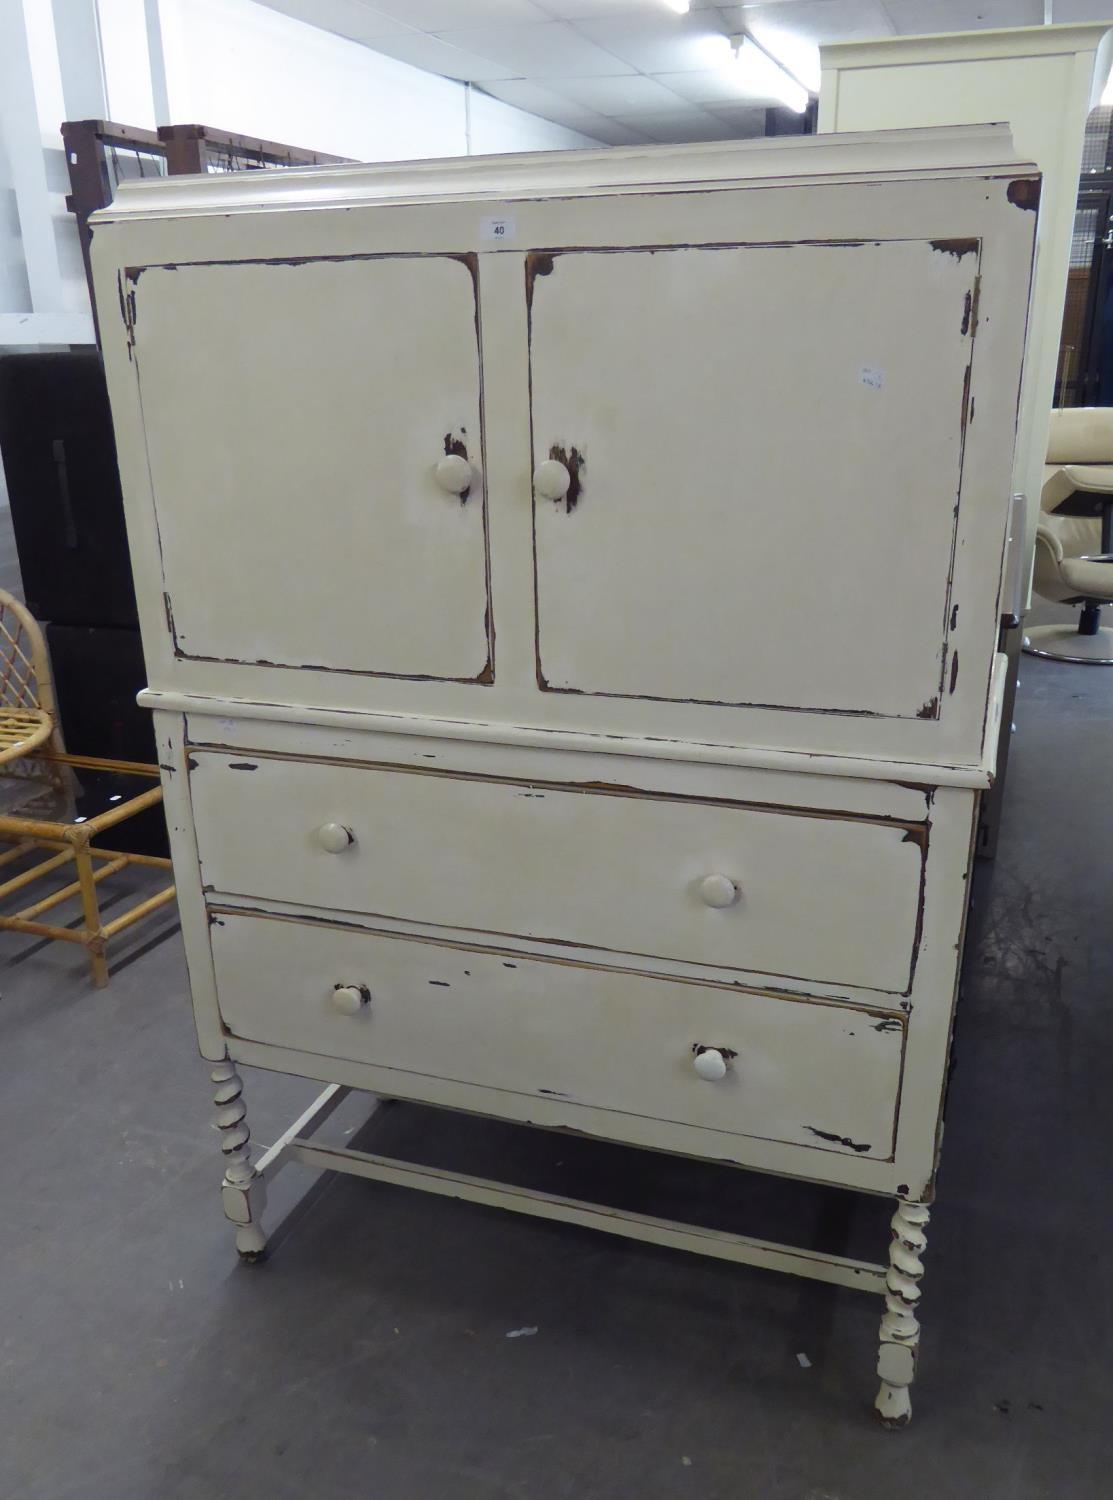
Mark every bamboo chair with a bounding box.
[0,589,175,985]
[0,588,61,764]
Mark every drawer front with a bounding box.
[211,911,904,1160]
[191,753,925,994]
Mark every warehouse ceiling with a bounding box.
[260,1,1113,144]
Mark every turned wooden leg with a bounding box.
[875,1200,929,1427]
[211,1060,268,1261]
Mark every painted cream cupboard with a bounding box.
[91,127,1038,1425]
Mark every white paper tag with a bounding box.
[859,365,884,390]
[480,214,516,242]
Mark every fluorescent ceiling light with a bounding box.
[748,24,821,95]
[726,34,809,114]
[662,0,691,13]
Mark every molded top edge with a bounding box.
[91,124,1034,223]
[822,19,1113,69]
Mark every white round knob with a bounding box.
[533,458,571,502]
[316,822,354,854]
[693,1047,728,1082]
[332,984,369,1016]
[435,453,472,495]
[699,874,739,909]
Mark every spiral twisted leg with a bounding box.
[875,1200,930,1427]
[212,1061,268,1261]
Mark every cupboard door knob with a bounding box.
[533,458,571,502]
[317,822,354,854]
[434,453,472,495]
[693,1047,728,1082]
[332,984,370,1016]
[700,874,739,909]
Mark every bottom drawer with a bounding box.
[210,911,904,1162]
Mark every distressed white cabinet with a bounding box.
[92,126,1038,1425]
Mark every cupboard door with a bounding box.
[528,240,978,719]
[130,254,491,682]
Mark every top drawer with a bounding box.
[189,751,925,997]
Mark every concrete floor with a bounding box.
[1,528,1110,1497]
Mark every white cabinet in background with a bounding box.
[92,125,1038,1425]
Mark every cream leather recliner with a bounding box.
[1025,406,1113,662]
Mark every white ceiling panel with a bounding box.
[659,66,795,104]
[257,0,421,40]
[359,0,550,25]
[730,1,896,44]
[478,77,606,120]
[538,1,722,16]
[620,106,747,141]
[570,10,735,73]
[1050,0,1113,19]
[355,28,521,79]
[544,73,690,112]
[433,20,638,75]
[577,117,657,145]
[882,0,1043,33]
[709,103,778,135]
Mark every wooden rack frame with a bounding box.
[62,118,348,340]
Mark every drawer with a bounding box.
[210,910,904,1161]
[190,752,925,995]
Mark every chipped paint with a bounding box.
[930,238,979,259]
[804,1127,872,1154]
[547,443,585,513]
[525,250,555,305]
[1007,177,1041,212]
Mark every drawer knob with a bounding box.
[693,1047,728,1082]
[317,822,354,854]
[533,458,571,502]
[699,874,739,909]
[434,453,472,496]
[332,984,370,1016]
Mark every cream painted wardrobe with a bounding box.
[92,126,1038,1425]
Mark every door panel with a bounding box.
[528,240,977,717]
[131,254,491,681]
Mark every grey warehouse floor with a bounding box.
[1,520,1111,1497]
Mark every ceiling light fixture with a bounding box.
[661,0,691,14]
[726,32,810,114]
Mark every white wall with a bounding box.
[468,87,598,156]
[0,0,96,350]
[97,0,159,129]
[153,0,598,161]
